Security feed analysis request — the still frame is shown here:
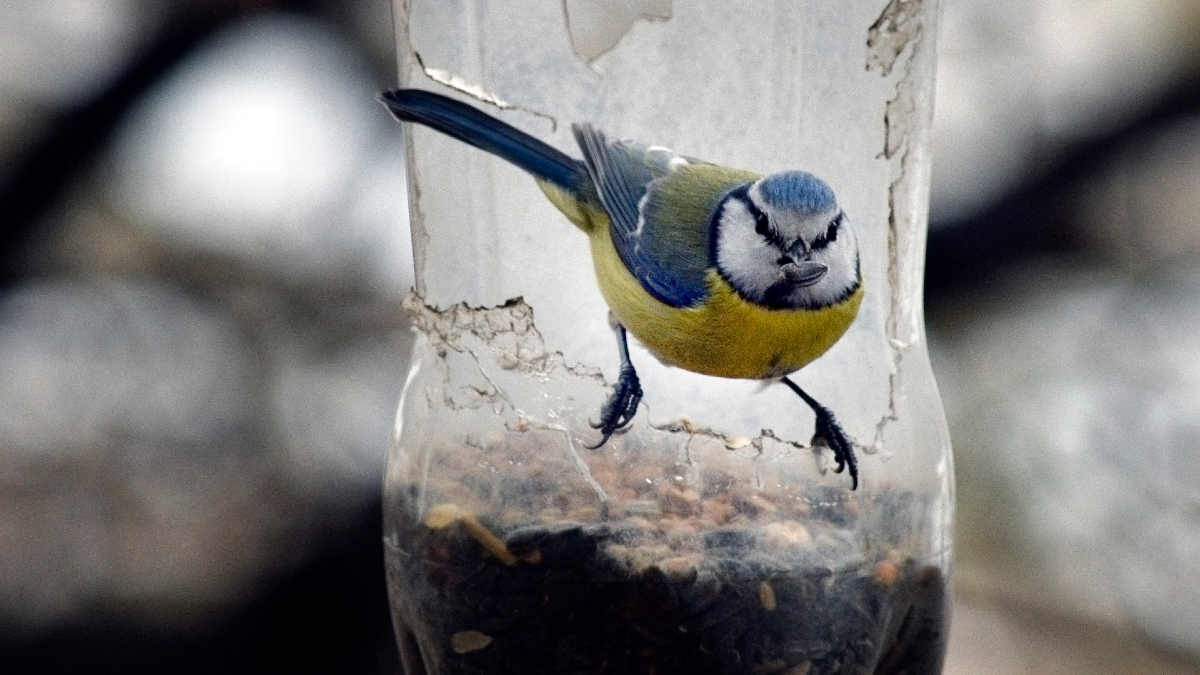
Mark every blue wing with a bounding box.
[572,125,714,308]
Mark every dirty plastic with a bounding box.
[384,2,952,674]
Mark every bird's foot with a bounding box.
[587,365,642,449]
[811,404,858,490]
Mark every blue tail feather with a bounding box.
[379,89,589,196]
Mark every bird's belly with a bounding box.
[589,225,864,380]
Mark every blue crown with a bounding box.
[757,171,836,214]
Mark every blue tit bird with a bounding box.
[381,89,865,489]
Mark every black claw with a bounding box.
[586,365,642,449]
[812,406,858,490]
[588,322,643,449]
[781,377,859,490]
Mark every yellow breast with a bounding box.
[587,217,864,380]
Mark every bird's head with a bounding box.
[713,170,860,310]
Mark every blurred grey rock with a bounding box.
[332,0,402,72]
[105,13,413,297]
[0,0,159,108]
[0,0,419,650]
[0,276,412,637]
[932,0,1200,224]
[932,262,1200,658]
[0,0,164,177]
[0,279,284,632]
[944,595,1200,675]
[1073,116,1200,266]
[0,10,419,637]
[272,332,410,503]
[0,280,253,459]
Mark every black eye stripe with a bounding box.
[745,198,783,248]
[811,212,843,251]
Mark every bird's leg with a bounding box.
[781,377,858,490]
[587,321,643,449]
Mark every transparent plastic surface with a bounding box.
[385,2,952,673]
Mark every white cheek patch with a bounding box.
[715,200,781,301]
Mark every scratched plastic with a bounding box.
[384,1,953,674]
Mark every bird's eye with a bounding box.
[754,211,770,237]
[812,214,841,250]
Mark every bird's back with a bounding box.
[571,126,757,309]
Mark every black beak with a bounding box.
[780,260,828,287]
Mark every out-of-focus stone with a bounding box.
[944,596,1200,675]
[0,0,157,108]
[0,1,418,650]
[932,262,1200,658]
[0,274,415,636]
[0,0,166,183]
[272,332,410,500]
[335,0,399,71]
[1072,116,1200,266]
[931,0,1200,224]
[0,279,288,632]
[105,13,413,297]
[0,280,252,458]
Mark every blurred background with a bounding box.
[0,1,1198,673]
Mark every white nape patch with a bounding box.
[747,181,767,212]
[644,145,688,173]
